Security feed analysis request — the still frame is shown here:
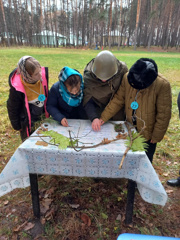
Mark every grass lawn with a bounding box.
[0,47,180,239]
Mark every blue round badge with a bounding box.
[38,94,46,102]
[131,101,139,110]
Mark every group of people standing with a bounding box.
[7,51,179,187]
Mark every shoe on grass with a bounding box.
[167,177,180,187]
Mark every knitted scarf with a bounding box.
[58,66,83,107]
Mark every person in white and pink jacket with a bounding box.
[7,56,49,141]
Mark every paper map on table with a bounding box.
[40,120,125,145]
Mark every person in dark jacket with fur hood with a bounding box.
[7,56,49,141]
[46,66,87,126]
[99,58,172,163]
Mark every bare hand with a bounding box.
[61,118,69,127]
[150,139,155,144]
[99,119,104,125]
[92,118,102,131]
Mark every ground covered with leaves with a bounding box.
[0,143,179,240]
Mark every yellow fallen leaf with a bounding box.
[35,141,48,147]
[163,173,169,177]
[163,135,169,140]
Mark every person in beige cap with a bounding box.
[83,50,128,131]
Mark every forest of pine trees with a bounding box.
[0,0,179,49]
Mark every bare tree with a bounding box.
[118,0,122,50]
[52,0,58,47]
[0,0,179,49]
[30,0,34,40]
[0,0,10,46]
[7,0,14,45]
[108,0,112,49]
[164,0,174,49]
[134,0,141,50]
[147,0,158,50]
[82,0,87,46]
[169,1,180,49]
[127,0,135,47]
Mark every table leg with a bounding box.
[29,173,40,218]
[125,179,136,224]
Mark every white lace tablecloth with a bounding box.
[0,120,167,206]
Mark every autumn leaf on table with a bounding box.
[35,141,48,147]
[116,132,127,139]
[102,138,111,144]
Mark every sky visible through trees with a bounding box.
[0,0,179,49]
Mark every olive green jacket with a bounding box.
[83,58,128,108]
[101,73,172,143]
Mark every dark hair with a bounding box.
[64,75,81,88]
[25,57,41,75]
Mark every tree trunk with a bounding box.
[164,0,174,49]
[134,0,141,50]
[89,1,92,47]
[127,0,134,47]
[7,0,14,45]
[53,0,58,47]
[30,0,34,45]
[0,0,10,46]
[147,0,156,51]
[108,0,112,49]
[118,0,122,50]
